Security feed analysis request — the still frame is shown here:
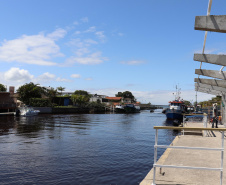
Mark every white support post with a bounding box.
[152,129,158,185]
[221,131,224,185]
[182,115,185,136]
[203,113,207,137]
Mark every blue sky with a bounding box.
[0,0,226,104]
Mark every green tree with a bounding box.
[17,82,43,105]
[198,96,222,108]
[183,100,192,106]
[71,90,91,106]
[115,92,123,97]
[57,86,65,106]
[57,86,65,96]
[46,87,58,104]
[71,94,90,106]
[74,90,89,96]
[0,84,7,92]
[115,91,135,102]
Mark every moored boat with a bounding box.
[115,104,140,113]
[15,107,40,117]
[115,105,125,113]
[164,86,187,121]
[165,100,186,120]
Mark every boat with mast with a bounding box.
[164,86,187,120]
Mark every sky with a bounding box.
[0,0,226,105]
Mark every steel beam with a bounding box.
[195,15,226,33]
[194,54,226,66]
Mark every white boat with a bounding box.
[115,104,140,113]
[16,107,40,116]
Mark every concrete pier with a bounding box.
[140,121,226,185]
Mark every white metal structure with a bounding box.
[152,126,226,185]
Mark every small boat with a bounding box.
[15,107,40,117]
[115,104,140,113]
[115,105,125,113]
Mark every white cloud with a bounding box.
[56,77,72,82]
[85,78,92,81]
[36,72,56,83]
[66,52,107,65]
[74,31,81,35]
[35,73,71,83]
[84,39,98,45]
[67,38,97,48]
[81,17,89,23]
[0,29,66,66]
[64,21,107,66]
[73,21,79,25]
[75,48,90,57]
[85,26,96,33]
[71,74,81,78]
[95,31,106,42]
[2,68,72,86]
[4,67,34,83]
[121,60,145,65]
[47,28,67,40]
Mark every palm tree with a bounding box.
[57,86,65,106]
[57,86,65,96]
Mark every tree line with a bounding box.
[0,82,137,108]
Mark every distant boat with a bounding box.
[115,104,140,113]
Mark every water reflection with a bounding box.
[0,111,179,185]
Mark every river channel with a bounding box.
[0,110,178,185]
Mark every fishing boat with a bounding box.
[164,86,186,120]
[165,100,186,120]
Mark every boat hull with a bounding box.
[115,108,125,113]
[115,104,140,113]
[124,106,140,113]
[165,110,183,120]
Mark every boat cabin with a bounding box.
[169,101,184,111]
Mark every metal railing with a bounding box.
[152,126,226,185]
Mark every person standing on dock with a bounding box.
[212,103,218,128]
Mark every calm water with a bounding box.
[0,110,178,185]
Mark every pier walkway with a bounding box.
[140,121,226,185]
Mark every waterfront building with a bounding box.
[0,86,17,113]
